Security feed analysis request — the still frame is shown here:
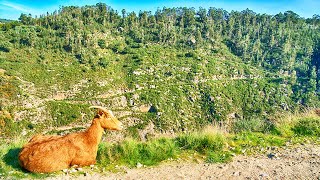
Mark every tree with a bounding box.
[19,13,32,25]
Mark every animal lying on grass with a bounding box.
[18,106,123,173]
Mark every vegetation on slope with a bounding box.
[1,4,319,138]
[0,4,319,177]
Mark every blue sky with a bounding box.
[0,0,319,20]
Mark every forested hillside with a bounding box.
[0,3,319,139]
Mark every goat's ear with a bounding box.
[97,110,104,117]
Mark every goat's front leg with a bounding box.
[70,154,96,167]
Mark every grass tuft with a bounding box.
[97,137,178,167]
[175,131,225,153]
[206,151,232,163]
[292,117,320,136]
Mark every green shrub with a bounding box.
[292,118,320,136]
[97,138,178,167]
[0,41,11,52]
[97,39,107,49]
[0,116,34,137]
[272,124,294,137]
[232,118,275,133]
[46,101,89,126]
[98,57,109,68]
[206,151,232,163]
[175,132,225,153]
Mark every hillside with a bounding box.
[0,4,319,139]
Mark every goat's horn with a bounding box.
[89,106,113,116]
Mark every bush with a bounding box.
[98,39,107,49]
[292,118,320,136]
[232,118,275,133]
[98,57,109,68]
[0,41,11,52]
[185,51,197,58]
[46,101,89,126]
[98,131,227,167]
[175,132,225,153]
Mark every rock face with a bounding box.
[138,122,155,141]
[110,96,128,107]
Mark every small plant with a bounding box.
[232,118,275,133]
[175,132,225,153]
[98,57,109,68]
[97,39,107,49]
[206,151,232,163]
[292,117,320,136]
[230,132,285,155]
[46,101,89,126]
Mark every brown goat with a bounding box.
[18,106,123,173]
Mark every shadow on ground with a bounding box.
[2,148,53,178]
[3,148,23,170]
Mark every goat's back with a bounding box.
[19,134,79,173]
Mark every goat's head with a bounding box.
[89,106,123,131]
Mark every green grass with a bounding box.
[232,118,275,133]
[229,132,286,155]
[46,101,91,127]
[96,131,226,168]
[175,131,225,153]
[0,114,319,179]
[292,117,320,136]
[98,137,178,167]
[206,151,232,163]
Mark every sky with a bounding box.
[0,0,319,20]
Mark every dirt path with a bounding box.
[55,143,320,180]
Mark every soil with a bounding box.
[53,142,320,180]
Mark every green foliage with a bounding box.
[175,132,225,153]
[232,118,275,133]
[46,101,89,127]
[97,131,227,167]
[0,41,11,52]
[109,41,125,53]
[230,132,286,155]
[292,117,320,136]
[206,151,232,163]
[0,117,34,137]
[98,57,109,68]
[0,75,20,100]
[0,116,319,178]
[272,124,295,137]
[97,39,107,49]
[97,138,178,167]
[0,3,319,141]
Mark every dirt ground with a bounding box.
[54,143,320,180]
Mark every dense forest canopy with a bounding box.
[0,3,319,137]
[2,4,319,76]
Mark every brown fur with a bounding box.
[18,107,122,173]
